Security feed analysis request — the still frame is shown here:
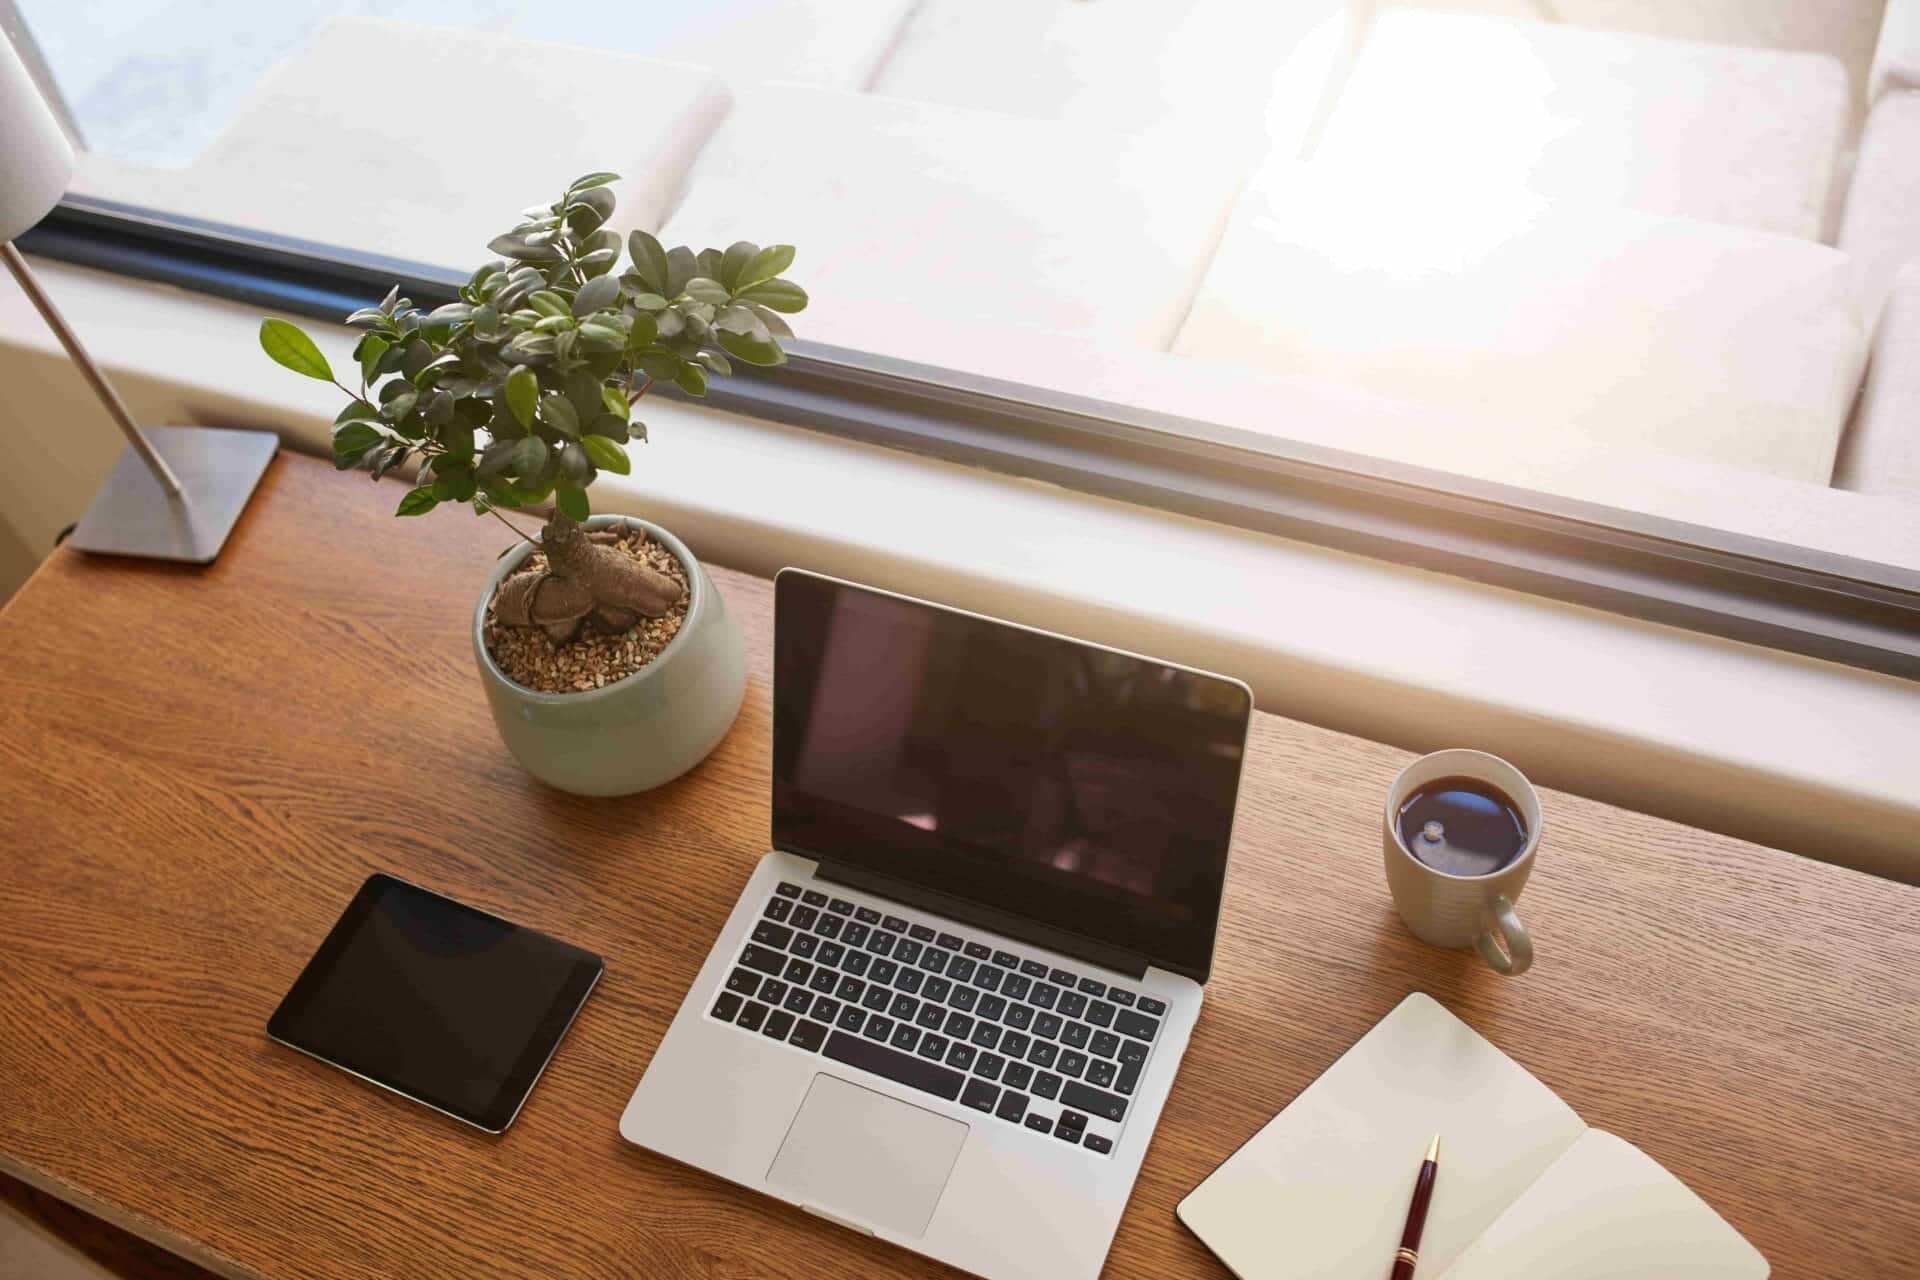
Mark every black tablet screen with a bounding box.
[268,875,601,1132]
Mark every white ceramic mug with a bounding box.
[1382,749,1538,976]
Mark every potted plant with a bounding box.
[259,171,806,794]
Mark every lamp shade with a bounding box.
[0,30,73,242]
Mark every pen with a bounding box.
[1390,1133,1441,1279]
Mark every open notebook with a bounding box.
[1177,993,1766,1279]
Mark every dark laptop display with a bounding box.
[772,572,1250,981]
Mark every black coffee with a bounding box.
[1396,776,1529,877]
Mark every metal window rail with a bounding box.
[20,196,1920,681]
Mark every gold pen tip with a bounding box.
[1426,1133,1441,1162]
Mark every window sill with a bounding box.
[3,257,1915,882]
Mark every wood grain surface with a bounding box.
[0,452,1915,1280]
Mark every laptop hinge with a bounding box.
[808,857,1154,981]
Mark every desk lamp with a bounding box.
[1,30,274,562]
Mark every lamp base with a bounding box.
[69,426,278,563]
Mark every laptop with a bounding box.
[619,570,1252,1280]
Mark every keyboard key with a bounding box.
[890,993,920,1021]
[867,932,896,958]
[711,992,742,1022]
[828,897,854,916]
[995,1090,1029,1124]
[1056,1109,1087,1135]
[1024,1113,1052,1135]
[1108,989,1136,1007]
[882,915,908,933]
[813,996,842,1022]
[1058,992,1088,1020]
[895,939,924,967]
[1086,1000,1115,1029]
[1117,1038,1148,1066]
[1049,968,1076,987]
[915,1004,945,1030]
[1000,1031,1031,1060]
[775,882,801,899]
[973,1052,1005,1081]
[949,985,979,1012]
[758,980,789,1007]
[814,916,843,941]
[891,1023,920,1052]
[789,934,819,960]
[917,1034,950,1061]
[1116,1057,1142,1096]
[895,969,925,995]
[864,1015,894,1041]
[740,945,785,976]
[978,994,1008,1022]
[944,1012,974,1039]
[992,950,1018,969]
[836,975,865,1001]
[843,951,871,977]
[947,957,976,984]
[1003,1061,1034,1090]
[818,942,846,967]
[842,922,870,949]
[1053,1126,1081,1146]
[726,967,760,996]
[1059,1050,1088,1079]
[1083,1134,1113,1155]
[790,1019,829,1052]
[809,969,838,994]
[751,920,793,949]
[870,959,899,985]
[1077,977,1106,997]
[1087,1058,1117,1087]
[1001,973,1031,1002]
[961,1078,1000,1113]
[792,906,819,931]
[909,924,936,943]
[919,949,948,976]
[784,987,814,1015]
[764,898,793,922]
[1029,1041,1059,1069]
[737,1000,770,1032]
[1061,1081,1127,1124]
[1029,984,1059,1011]
[824,1030,964,1101]
[839,1007,868,1034]
[784,958,813,984]
[862,986,891,1012]
[970,1022,1002,1050]
[946,1042,976,1072]
[936,932,963,951]
[973,966,1003,993]
[801,890,828,907]
[1034,1012,1064,1041]
[1137,996,1168,1017]
[1062,1022,1091,1050]
[764,1010,796,1040]
[964,941,992,961]
[923,977,952,1003]
[1032,1071,1062,1100]
[1115,1010,1160,1043]
[1004,1004,1034,1031]
[855,906,882,925]
[1090,1031,1121,1059]
[1020,959,1048,979]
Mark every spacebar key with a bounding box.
[823,1030,965,1100]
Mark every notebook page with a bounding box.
[1177,993,1585,1279]
[1434,1129,1768,1280]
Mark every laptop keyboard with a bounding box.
[707,881,1168,1156]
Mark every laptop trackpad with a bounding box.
[768,1073,969,1238]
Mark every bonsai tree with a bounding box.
[259,171,805,643]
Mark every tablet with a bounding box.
[268,874,602,1133]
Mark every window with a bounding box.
[10,0,1919,676]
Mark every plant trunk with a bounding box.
[492,512,684,644]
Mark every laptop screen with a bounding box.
[772,571,1250,981]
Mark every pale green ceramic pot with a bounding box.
[473,515,746,796]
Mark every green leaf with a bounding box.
[674,362,707,396]
[555,484,590,522]
[738,244,795,290]
[259,318,334,380]
[504,366,538,430]
[571,273,620,316]
[625,290,670,311]
[540,392,580,437]
[624,311,659,353]
[509,435,549,480]
[628,419,649,442]
[425,302,474,329]
[719,240,759,290]
[474,438,518,478]
[395,486,439,516]
[355,334,390,384]
[628,230,670,293]
[716,304,768,341]
[487,233,561,263]
[683,276,730,305]
[431,462,476,502]
[664,245,698,298]
[716,329,786,367]
[568,171,621,193]
[332,421,383,455]
[577,321,624,349]
[586,413,627,439]
[738,278,808,312]
[580,434,631,475]
[335,398,378,424]
[600,385,630,420]
[533,314,576,334]
[527,290,570,319]
[557,441,594,488]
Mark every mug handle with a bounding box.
[1474,895,1534,976]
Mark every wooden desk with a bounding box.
[1,452,1915,1278]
